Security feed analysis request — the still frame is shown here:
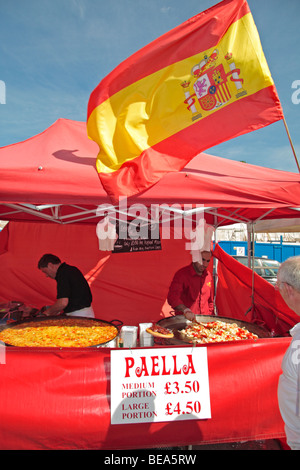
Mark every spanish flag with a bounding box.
[87,0,283,200]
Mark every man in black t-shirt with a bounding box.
[38,254,94,317]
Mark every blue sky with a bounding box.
[0,0,299,172]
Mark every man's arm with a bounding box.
[43,298,68,316]
[207,273,215,315]
[167,273,195,320]
[208,297,214,315]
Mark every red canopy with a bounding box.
[0,118,299,226]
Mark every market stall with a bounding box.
[0,118,300,449]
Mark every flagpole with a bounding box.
[283,116,300,173]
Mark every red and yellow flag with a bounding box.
[87,0,283,200]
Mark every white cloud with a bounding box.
[161,6,171,14]
[70,0,86,19]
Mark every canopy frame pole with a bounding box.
[246,223,255,317]
[283,116,300,173]
[213,215,219,316]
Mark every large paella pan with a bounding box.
[155,314,270,345]
[0,315,121,348]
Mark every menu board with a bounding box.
[112,220,162,253]
[110,347,211,424]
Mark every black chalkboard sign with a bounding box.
[112,220,162,253]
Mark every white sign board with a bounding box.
[110,347,211,424]
[234,246,245,256]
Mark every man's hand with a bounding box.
[183,308,195,321]
[174,304,195,321]
[40,298,69,316]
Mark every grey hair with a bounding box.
[277,256,300,292]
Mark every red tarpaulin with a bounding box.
[0,221,192,324]
[0,339,289,450]
[0,119,299,226]
[214,244,299,335]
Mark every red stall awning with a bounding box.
[0,118,299,226]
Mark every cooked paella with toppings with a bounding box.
[0,317,118,347]
[180,320,258,344]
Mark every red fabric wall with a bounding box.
[1,224,296,332]
[214,244,299,335]
[0,221,193,325]
[0,339,288,450]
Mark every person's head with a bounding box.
[38,254,61,279]
[277,256,300,315]
[192,250,212,275]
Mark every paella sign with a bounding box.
[110,347,211,424]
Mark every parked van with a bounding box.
[233,256,280,286]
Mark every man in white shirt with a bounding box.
[277,256,300,450]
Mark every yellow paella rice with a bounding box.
[0,318,117,347]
